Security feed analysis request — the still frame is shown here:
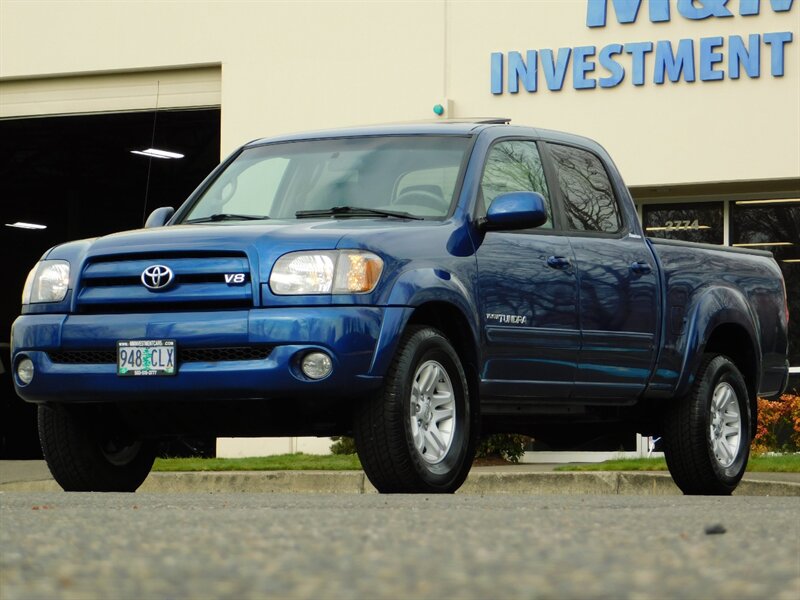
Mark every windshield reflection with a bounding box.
[182,136,471,223]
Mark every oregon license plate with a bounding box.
[117,340,176,376]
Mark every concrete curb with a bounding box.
[1,470,798,496]
[142,471,373,494]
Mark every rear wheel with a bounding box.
[38,404,157,492]
[663,354,751,495]
[354,326,476,493]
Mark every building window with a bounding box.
[643,202,724,244]
[731,200,800,366]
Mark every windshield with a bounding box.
[180,135,471,223]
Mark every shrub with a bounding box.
[330,436,357,455]
[475,434,529,463]
[752,394,800,454]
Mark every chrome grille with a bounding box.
[75,252,253,313]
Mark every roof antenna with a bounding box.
[141,81,161,226]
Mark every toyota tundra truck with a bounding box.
[11,121,790,495]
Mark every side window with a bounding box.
[548,144,622,234]
[480,140,553,229]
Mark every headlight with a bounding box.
[22,260,70,304]
[270,251,383,295]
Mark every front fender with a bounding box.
[386,267,474,310]
[675,285,760,398]
[367,268,480,376]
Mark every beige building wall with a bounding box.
[216,436,333,458]
[2,0,798,186]
[0,67,222,117]
[1,1,797,458]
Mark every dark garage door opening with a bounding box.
[1,108,221,457]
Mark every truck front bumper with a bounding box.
[11,306,413,403]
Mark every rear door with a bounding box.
[544,142,659,401]
[475,139,579,399]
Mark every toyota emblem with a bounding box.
[141,265,174,290]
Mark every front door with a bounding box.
[475,139,579,399]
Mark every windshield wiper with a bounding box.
[295,206,423,220]
[184,213,271,224]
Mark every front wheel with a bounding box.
[354,326,476,493]
[663,354,751,495]
[38,404,157,492]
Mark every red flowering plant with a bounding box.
[751,393,800,454]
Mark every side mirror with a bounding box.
[482,192,548,231]
[145,206,175,228]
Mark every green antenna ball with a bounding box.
[433,104,445,116]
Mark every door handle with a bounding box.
[547,256,571,269]
[630,261,652,275]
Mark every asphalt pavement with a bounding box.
[2,492,798,599]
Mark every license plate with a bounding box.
[117,340,176,376]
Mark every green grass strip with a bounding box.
[153,452,799,473]
[554,454,800,473]
[153,453,362,472]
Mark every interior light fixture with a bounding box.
[783,259,800,263]
[732,242,794,247]
[5,222,47,230]
[735,199,800,205]
[130,148,184,159]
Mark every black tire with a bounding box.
[663,354,751,495]
[38,404,157,492]
[354,326,476,493]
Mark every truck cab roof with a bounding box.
[244,120,600,151]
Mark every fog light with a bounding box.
[301,352,332,380]
[17,358,34,385]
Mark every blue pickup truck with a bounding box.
[11,121,789,495]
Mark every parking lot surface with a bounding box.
[2,493,798,599]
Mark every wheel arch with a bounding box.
[677,287,760,394]
[371,268,481,382]
[406,302,481,403]
[671,285,761,437]
[368,294,480,415]
[702,323,760,438]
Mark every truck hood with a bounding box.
[79,218,456,257]
[87,220,359,255]
[46,218,467,286]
